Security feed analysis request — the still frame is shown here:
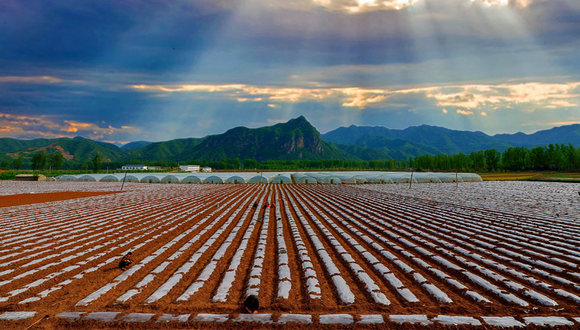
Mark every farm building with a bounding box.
[15,174,47,181]
[179,165,200,172]
[121,164,148,170]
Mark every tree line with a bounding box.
[2,143,578,173]
[412,144,579,172]
[3,154,103,172]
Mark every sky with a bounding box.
[1,0,580,145]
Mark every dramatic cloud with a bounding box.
[422,82,580,110]
[270,0,532,13]
[0,113,139,142]
[0,0,579,141]
[130,81,580,111]
[312,0,418,12]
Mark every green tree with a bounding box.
[233,157,241,169]
[549,144,566,170]
[469,150,486,171]
[434,154,450,170]
[244,158,258,169]
[414,154,433,170]
[565,143,578,171]
[502,147,530,171]
[12,155,24,170]
[48,153,64,171]
[92,154,102,173]
[484,149,501,171]
[451,153,470,170]
[31,152,46,171]
[529,146,547,170]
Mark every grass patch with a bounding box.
[478,172,542,181]
[478,172,580,182]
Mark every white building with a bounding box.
[202,167,212,173]
[121,164,148,170]
[179,165,200,172]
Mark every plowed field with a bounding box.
[1,181,580,328]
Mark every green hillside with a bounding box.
[323,124,518,154]
[3,117,580,169]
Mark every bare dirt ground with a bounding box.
[0,191,118,208]
[1,181,580,329]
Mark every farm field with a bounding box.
[1,181,580,328]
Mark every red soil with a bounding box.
[0,191,118,208]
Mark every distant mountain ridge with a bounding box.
[1,117,579,165]
[322,124,516,154]
[322,124,580,155]
[492,124,580,145]
[0,136,124,163]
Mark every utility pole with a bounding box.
[120,171,128,192]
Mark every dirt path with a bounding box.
[0,191,119,208]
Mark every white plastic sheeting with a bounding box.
[160,175,180,184]
[271,175,292,184]
[99,175,119,182]
[140,175,160,183]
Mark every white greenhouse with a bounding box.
[56,171,481,184]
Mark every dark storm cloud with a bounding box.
[521,0,580,46]
[0,0,233,73]
[1,0,578,77]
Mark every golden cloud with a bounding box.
[130,80,580,112]
[0,113,140,140]
[309,0,529,13]
[0,76,63,84]
[312,0,418,13]
[456,109,474,116]
[420,82,580,110]
[0,75,84,85]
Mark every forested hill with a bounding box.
[123,116,355,162]
[1,117,580,170]
[322,124,580,154]
[0,136,125,163]
[492,124,580,145]
[0,116,355,168]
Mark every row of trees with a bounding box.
[3,143,579,173]
[23,153,102,172]
[412,144,580,172]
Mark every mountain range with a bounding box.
[1,116,579,165]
